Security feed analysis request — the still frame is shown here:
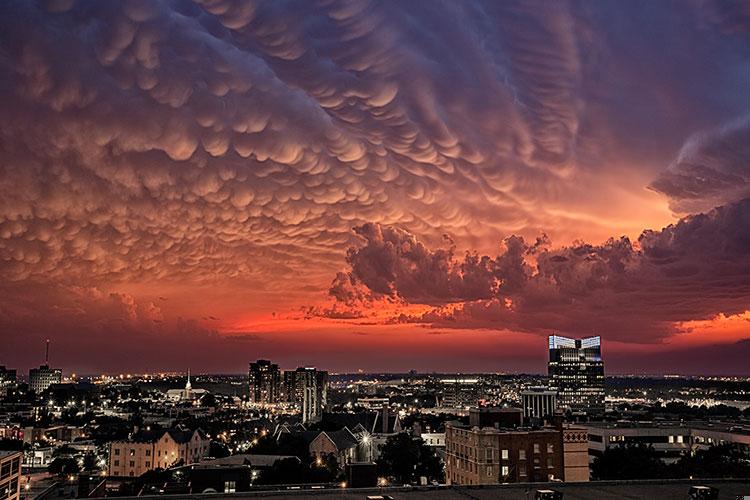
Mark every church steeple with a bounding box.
[185,369,192,392]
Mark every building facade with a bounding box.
[108,429,209,477]
[0,367,16,397]
[522,388,558,420]
[248,360,281,404]
[28,364,62,394]
[548,335,605,414]
[0,451,21,500]
[296,367,328,424]
[445,424,566,485]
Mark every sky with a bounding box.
[1,0,750,375]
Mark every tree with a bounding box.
[48,457,80,475]
[591,444,666,480]
[82,452,98,471]
[376,433,443,485]
[669,444,750,478]
[255,458,305,485]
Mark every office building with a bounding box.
[28,365,62,395]
[0,451,22,500]
[108,429,209,477]
[28,339,62,394]
[248,360,281,404]
[445,423,588,485]
[522,388,558,420]
[0,366,16,396]
[585,421,750,465]
[548,335,605,414]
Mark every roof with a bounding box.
[316,429,358,452]
[203,454,300,468]
[88,479,750,500]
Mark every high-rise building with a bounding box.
[248,360,281,404]
[521,388,558,420]
[28,339,62,395]
[548,335,605,414]
[0,366,16,396]
[295,367,328,424]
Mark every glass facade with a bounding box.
[548,335,605,414]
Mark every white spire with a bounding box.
[185,369,192,391]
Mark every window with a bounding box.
[485,449,493,461]
[145,450,151,456]
[114,460,119,466]
[129,461,135,467]
[547,458,553,468]
[114,449,120,456]
[145,461,150,468]
[668,435,675,443]
[501,465,509,477]
[129,449,135,456]
[486,466,492,477]
[501,449,509,460]
[519,449,526,460]
[224,481,237,493]
[533,443,540,453]
[129,471,134,477]
[519,467,526,477]
[547,443,554,453]
[677,435,684,444]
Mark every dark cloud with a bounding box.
[336,197,750,342]
[650,116,750,213]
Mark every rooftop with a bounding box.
[104,479,750,500]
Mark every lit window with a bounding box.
[519,449,526,460]
[533,443,540,453]
[501,449,509,460]
[501,465,509,477]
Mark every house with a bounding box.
[309,428,360,466]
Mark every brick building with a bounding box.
[445,423,589,485]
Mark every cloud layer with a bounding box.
[0,0,749,372]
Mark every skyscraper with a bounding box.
[295,367,328,424]
[248,359,281,404]
[548,335,605,414]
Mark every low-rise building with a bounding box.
[445,423,589,485]
[585,421,750,465]
[108,429,209,477]
[0,451,22,500]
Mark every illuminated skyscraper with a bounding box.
[295,367,328,424]
[548,335,605,414]
[248,359,281,404]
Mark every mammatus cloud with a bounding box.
[331,196,750,342]
[1,0,749,371]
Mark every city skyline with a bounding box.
[2,1,750,375]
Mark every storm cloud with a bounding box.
[1,0,749,372]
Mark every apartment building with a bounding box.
[108,429,209,477]
[0,451,22,500]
